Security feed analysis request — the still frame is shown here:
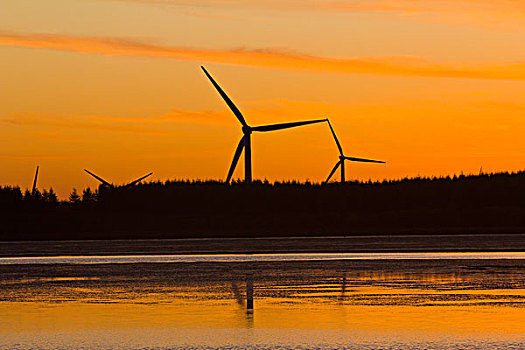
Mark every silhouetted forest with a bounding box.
[2,171,525,241]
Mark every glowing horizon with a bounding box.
[1,0,524,197]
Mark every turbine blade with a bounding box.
[126,172,153,187]
[226,136,245,183]
[344,156,385,164]
[324,161,341,184]
[84,169,113,187]
[31,165,39,196]
[251,118,327,132]
[328,120,344,155]
[201,66,248,127]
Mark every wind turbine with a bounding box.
[31,165,39,196]
[201,66,327,183]
[84,169,153,188]
[324,120,385,183]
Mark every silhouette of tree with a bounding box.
[82,187,96,204]
[23,189,32,201]
[69,188,81,204]
[43,188,58,203]
[32,189,42,201]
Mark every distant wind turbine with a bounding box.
[324,121,385,183]
[201,66,327,183]
[84,169,152,188]
[31,165,39,196]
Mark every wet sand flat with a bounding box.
[1,257,525,349]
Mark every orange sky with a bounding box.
[1,0,524,197]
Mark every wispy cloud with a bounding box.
[318,0,525,16]
[320,0,525,29]
[0,108,238,135]
[114,0,525,12]
[115,0,525,27]
[88,109,234,127]
[1,113,169,135]
[1,31,525,81]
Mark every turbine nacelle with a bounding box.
[242,125,252,135]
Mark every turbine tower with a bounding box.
[201,66,327,183]
[324,120,385,183]
[84,169,153,188]
[31,165,39,196]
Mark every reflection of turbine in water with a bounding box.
[231,281,244,306]
[230,276,254,328]
[84,169,153,188]
[246,274,254,311]
[230,275,254,311]
[201,66,327,183]
[340,271,347,300]
[325,120,385,183]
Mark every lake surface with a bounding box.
[1,251,525,349]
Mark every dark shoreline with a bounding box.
[2,233,525,257]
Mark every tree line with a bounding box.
[1,171,525,240]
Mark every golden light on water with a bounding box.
[2,257,525,348]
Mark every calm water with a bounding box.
[1,253,525,349]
